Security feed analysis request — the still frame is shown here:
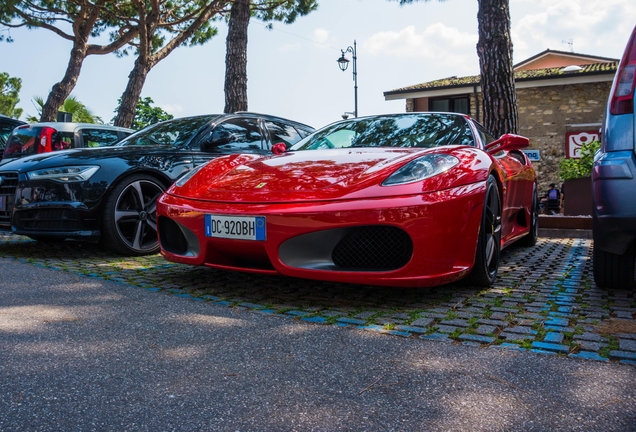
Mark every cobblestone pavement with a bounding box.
[1,233,635,366]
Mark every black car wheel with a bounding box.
[593,243,635,290]
[467,175,502,287]
[519,184,539,246]
[101,174,165,256]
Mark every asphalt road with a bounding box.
[1,256,636,432]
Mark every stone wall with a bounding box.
[517,82,610,193]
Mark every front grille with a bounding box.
[158,216,188,255]
[332,226,413,270]
[13,208,81,231]
[0,172,18,229]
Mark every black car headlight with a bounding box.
[26,166,100,182]
[383,154,459,186]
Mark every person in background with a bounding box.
[539,183,562,215]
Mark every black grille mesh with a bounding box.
[14,209,80,231]
[0,172,18,229]
[158,216,188,255]
[332,226,412,270]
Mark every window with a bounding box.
[52,131,73,150]
[81,129,124,148]
[264,120,302,148]
[430,96,470,115]
[205,118,264,152]
[474,123,496,145]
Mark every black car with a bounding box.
[0,114,26,159]
[0,113,314,255]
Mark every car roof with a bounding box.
[15,122,135,133]
[231,111,314,129]
[0,114,26,126]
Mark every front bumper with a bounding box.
[157,181,487,288]
[1,174,104,240]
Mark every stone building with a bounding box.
[383,50,618,193]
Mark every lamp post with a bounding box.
[337,40,357,118]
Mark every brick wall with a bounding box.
[517,82,609,193]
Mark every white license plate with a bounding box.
[204,214,266,240]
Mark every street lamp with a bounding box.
[337,40,357,118]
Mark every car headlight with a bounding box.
[26,166,100,182]
[383,154,459,186]
[174,163,207,187]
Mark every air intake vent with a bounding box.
[332,226,412,270]
[158,216,188,255]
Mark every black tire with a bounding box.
[518,184,539,247]
[593,243,635,290]
[101,174,165,256]
[467,176,502,287]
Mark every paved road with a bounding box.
[1,250,636,431]
[1,234,635,364]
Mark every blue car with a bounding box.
[592,25,636,289]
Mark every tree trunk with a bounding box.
[476,0,518,137]
[40,40,89,122]
[113,58,151,128]
[224,0,250,113]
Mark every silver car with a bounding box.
[592,24,636,289]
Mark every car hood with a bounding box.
[170,146,486,202]
[0,146,174,172]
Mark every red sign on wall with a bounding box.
[565,130,600,159]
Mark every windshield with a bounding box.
[116,115,218,148]
[290,113,476,151]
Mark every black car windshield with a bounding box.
[290,113,476,151]
[116,115,218,148]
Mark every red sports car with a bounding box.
[157,113,538,288]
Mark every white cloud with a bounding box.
[160,104,184,114]
[511,0,636,60]
[363,23,479,74]
[278,42,302,53]
[313,28,329,45]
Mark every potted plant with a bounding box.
[558,139,600,216]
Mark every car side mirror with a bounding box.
[271,142,287,155]
[485,133,530,154]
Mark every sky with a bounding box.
[1,0,636,130]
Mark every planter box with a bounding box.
[563,176,592,216]
[539,215,592,230]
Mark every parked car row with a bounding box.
[4,29,636,290]
[0,112,314,255]
[0,108,540,288]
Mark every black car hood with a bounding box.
[0,146,176,172]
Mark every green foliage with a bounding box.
[28,95,102,124]
[0,71,22,119]
[115,0,226,58]
[113,97,173,130]
[558,140,600,180]
[251,0,318,24]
